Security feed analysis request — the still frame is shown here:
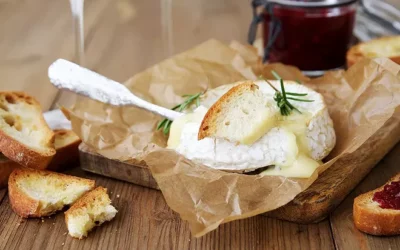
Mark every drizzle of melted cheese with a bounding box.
[167,106,320,178]
[167,106,208,149]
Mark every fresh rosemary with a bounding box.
[261,71,314,116]
[156,92,202,135]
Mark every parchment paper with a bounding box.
[66,39,400,237]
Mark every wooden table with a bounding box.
[1,0,400,249]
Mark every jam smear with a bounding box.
[372,180,400,210]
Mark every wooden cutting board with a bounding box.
[79,116,400,224]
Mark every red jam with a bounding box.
[372,181,400,210]
[263,4,356,71]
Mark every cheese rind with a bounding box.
[167,80,335,176]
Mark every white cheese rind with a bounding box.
[168,80,336,173]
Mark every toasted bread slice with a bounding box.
[353,173,400,235]
[198,81,276,145]
[47,129,81,171]
[347,36,400,67]
[65,187,117,239]
[0,92,56,169]
[0,129,81,187]
[8,168,95,218]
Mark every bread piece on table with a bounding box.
[347,36,400,67]
[65,187,117,239]
[198,81,276,145]
[0,92,56,169]
[47,129,81,171]
[0,129,81,187]
[8,168,95,218]
[353,173,400,236]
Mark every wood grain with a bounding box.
[78,115,400,224]
[330,143,400,250]
[2,0,400,248]
[79,143,159,190]
[268,116,400,223]
[0,168,334,250]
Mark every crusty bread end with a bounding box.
[0,92,56,169]
[198,81,276,145]
[47,129,81,171]
[65,186,117,239]
[8,168,95,218]
[347,36,400,67]
[353,173,400,235]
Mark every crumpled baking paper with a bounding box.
[65,39,400,237]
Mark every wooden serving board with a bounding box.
[79,116,400,223]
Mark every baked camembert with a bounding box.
[166,80,336,178]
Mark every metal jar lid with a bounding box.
[266,0,358,8]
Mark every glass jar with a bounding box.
[250,0,358,76]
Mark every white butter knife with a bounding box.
[48,59,182,121]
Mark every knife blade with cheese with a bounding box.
[167,80,336,178]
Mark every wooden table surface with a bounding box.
[1,0,400,249]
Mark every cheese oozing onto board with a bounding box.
[167,80,336,177]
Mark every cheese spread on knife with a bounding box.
[167,80,336,178]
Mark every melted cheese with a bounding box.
[260,153,319,178]
[167,105,320,178]
[167,106,208,149]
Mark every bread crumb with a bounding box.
[53,223,55,225]
[41,219,44,223]
[116,195,120,198]
[63,232,67,235]
[62,243,65,246]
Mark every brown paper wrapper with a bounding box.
[66,39,400,237]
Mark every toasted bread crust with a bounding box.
[65,186,115,239]
[0,130,81,186]
[0,130,54,170]
[347,36,400,67]
[8,168,41,217]
[0,92,56,169]
[198,81,256,141]
[8,168,95,218]
[47,130,81,172]
[353,173,400,235]
[65,186,109,218]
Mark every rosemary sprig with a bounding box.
[157,92,203,135]
[260,71,314,116]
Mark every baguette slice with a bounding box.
[198,81,276,145]
[47,129,81,171]
[0,92,56,169]
[8,168,95,218]
[65,186,117,239]
[347,36,400,67]
[353,173,400,235]
[0,129,82,188]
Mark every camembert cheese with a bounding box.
[167,80,336,177]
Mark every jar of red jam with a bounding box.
[249,0,358,76]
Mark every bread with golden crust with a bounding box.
[347,36,400,67]
[353,173,400,236]
[65,186,117,239]
[47,129,81,171]
[8,168,95,218]
[198,81,276,145]
[0,92,56,169]
[0,129,82,187]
